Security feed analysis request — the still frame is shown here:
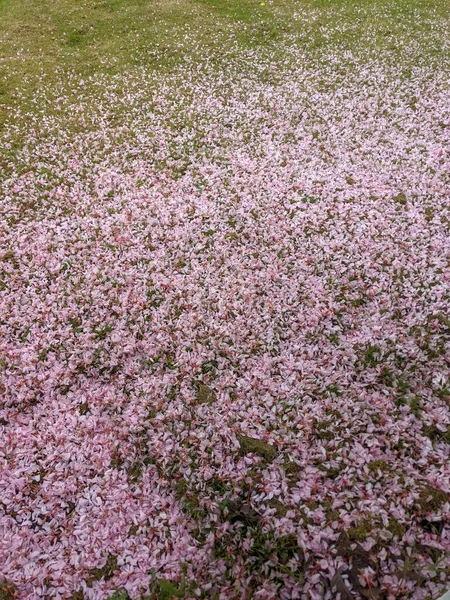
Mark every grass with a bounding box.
[1,0,448,119]
[0,0,447,182]
[0,0,270,109]
[237,433,278,462]
[1,0,447,181]
[1,0,449,598]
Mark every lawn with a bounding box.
[0,0,449,599]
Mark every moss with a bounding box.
[216,526,304,580]
[379,367,395,387]
[0,582,17,600]
[0,251,16,263]
[367,459,389,473]
[196,383,217,405]
[109,451,124,469]
[322,498,340,522]
[126,461,143,483]
[155,579,185,599]
[283,460,301,475]
[237,434,277,462]
[363,343,382,368]
[274,534,304,566]
[393,192,407,206]
[174,479,207,521]
[79,401,89,415]
[395,393,421,416]
[409,396,422,416]
[314,421,334,441]
[183,496,208,521]
[424,206,435,221]
[107,594,129,600]
[175,478,188,498]
[88,554,118,583]
[267,498,288,517]
[422,424,450,445]
[209,476,229,495]
[200,359,218,378]
[347,516,374,542]
[328,332,340,345]
[324,466,343,479]
[93,323,113,340]
[325,388,342,399]
[417,486,449,513]
[435,312,450,329]
[387,517,406,538]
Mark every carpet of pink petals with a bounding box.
[1,39,450,600]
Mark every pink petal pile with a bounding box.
[1,37,449,600]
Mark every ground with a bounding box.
[0,0,449,599]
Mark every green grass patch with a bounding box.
[1,0,448,120]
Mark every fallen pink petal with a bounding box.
[0,1,449,598]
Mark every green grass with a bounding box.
[0,0,448,165]
[1,0,448,122]
[1,2,449,599]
